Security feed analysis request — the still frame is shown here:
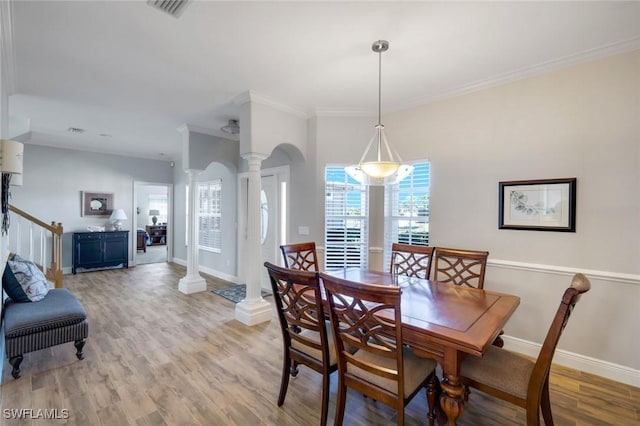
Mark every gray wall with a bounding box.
[11,144,173,269]
[283,50,640,376]
[381,50,639,370]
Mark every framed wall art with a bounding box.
[81,191,114,217]
[498,178,576,232]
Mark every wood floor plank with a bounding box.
[1,262,638,425]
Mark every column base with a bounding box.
[178,275,207,294]
[235,298,272,326]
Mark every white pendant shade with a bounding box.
[359,161,400,178]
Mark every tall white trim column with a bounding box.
[179,169,207,294]
[235,153,272,325]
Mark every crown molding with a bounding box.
[233,90,308,119]
[313,108,374,118]
[399,37,640,112]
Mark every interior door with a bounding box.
[260,174,278,290]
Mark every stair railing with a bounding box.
[8,205,63,288]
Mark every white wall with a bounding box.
[11,144,173,269]
[380,50,639,374]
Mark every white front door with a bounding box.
[260,174,278,290]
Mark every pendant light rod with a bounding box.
[373,40,388,162]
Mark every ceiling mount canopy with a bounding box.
[346,40,413,186]
[220,119,240,135]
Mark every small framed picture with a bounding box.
[81,191,114,217]
[498,178,576,232]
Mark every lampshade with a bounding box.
[347,40,413,184]
[110,209,127,231]
[110,209,127,220]
[0,139,24,174]
[148,209,160,216]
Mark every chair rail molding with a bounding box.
[488,259,640,286]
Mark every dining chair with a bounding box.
[264,261,336,426]
[320,272,439,426]
[280,241,319,271]
[432,247,504,347]
[389,243,434,280]
[460,273,591,426]
[432,247,489,289]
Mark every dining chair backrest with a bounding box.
[264,261,335,426]
[280,241,319,271]
[389,243,434,280]
[528,273,591,402]
[432,247,489,289]
[320,272,439,426]
[321,272,406,398]
[460,273,591,426]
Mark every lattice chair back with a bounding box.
[280,241,319,271]
[390,243,434,279]
[432,247,489,288]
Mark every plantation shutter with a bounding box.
[198,180,222,252]
[384,161,430,270]
[324,167,369,269]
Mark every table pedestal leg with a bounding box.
[440,373,465,425]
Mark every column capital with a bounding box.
[241,152,268,162]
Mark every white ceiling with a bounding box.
[7,1,640,161]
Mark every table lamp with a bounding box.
[148,209,160,225]
[110,209,127,231]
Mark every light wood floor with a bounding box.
[1,263,638,425]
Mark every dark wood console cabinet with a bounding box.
[72,231,129,274]
[146,225,167,245]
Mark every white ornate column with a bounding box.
[235,153,272,325]
[178,169,207,294]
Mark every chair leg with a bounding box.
[291,360,300,377]
[426,372,439,426]
[320,370,330,426]
[334,382,347,426]
[277,353,292,406]
[74,339,86,360]
[9,355,23,379]
[492,330,505,348]
[541,377,554,426]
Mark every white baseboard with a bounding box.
[503,335,640,388]
[171,257,242,285]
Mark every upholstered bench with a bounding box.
[4,288,88,379]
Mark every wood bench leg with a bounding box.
[9,355,23,379]
[74,339,86,360]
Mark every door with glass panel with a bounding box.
[260,174,278,290]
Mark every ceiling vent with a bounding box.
[221,119,240,135]
[67,127,86,133]
[147,0,190,18]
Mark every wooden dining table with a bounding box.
[322,268,520,426]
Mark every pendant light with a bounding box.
[346,40,413,186]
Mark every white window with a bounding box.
[324,167,369,269]
[198,180,222,252]
[384,161,430,270]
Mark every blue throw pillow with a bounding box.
[2,254,50,302]
[3,262,30,303]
